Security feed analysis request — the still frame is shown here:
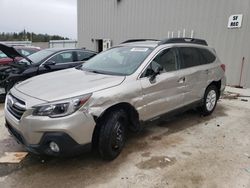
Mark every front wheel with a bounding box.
[200,85,218,116]
[98,109,128,160]
[0,94,5,103]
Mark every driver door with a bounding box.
[140,48,186,120]
[38,51,77,74]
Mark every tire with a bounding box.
[0,82,15,103]
[6,81,15,93]
[98,109,128,160]
[200,85,218,116]
[0,94,5,103]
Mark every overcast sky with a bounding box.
[0,0,77,39]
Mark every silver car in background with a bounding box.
[4,38,226,160]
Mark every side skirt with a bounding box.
[140,100,202,126]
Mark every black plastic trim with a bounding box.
[158,38,208,46]
[121,39,158,44]
[5,121,91,156]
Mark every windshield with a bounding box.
[81,46,153,75]
[19,49,54,65]
[16,48,38,56]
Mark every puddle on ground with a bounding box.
[141,152,151,157]
[190,175,204,185]
[182,151,192,156]
[151,135,162,141]
[0,138,25,156]
[136,156,176,170]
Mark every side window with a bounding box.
[142,48,178,77]
[198,48,216,64]
[179,47,202,69]
[0,51,7,58]
[77,51,96,61]
[153,48,178,72]
[48,51,74,64]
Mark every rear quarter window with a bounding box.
[198,48,216,64]
[77,51,96,61]
[179,47,203,69]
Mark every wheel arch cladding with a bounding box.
[209,80,221,99]
[91,102,141,148]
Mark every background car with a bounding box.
[0,44,97,101]
[0,46,40,65]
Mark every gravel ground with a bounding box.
[0,87,249,188]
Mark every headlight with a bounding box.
[32,93,92,118]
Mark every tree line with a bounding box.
[0,30,69,42]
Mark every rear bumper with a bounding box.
[6,121,91,156]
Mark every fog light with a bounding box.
[49,141,60,152]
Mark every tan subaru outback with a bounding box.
[4,38,226,160]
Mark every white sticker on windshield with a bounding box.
[131,48,149,52]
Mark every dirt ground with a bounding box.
[0,87,249,188]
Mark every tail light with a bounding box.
[220,64,226,72]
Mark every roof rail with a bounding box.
[158,38,208,46]
[121,39,158,44]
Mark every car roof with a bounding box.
[43,48,97,54]
[119,41,160,48]
[118,38,210,49]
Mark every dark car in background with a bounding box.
[0,46,40,65]
[0,44,97,101]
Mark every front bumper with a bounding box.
[6,121,91,156]
[4,90,97,156]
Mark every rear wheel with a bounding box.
[98,109,128,160]
[200,85,218,116]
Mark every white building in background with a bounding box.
[77,0,250,87]
[49,40,78,48]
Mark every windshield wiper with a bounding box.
[75,65,83,70]
[88,70,107,75]
[81,68,125,76]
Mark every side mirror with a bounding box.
[149,63,163,83]
[44,60,56,69]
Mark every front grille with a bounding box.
[7,94,26,120]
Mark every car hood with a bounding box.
[15,68,126,102]
[0,43,33,63]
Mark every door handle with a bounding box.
[178,77,186,84]
[205,69,209,74]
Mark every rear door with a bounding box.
[177,47,210,105]
[140,47,186,120]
